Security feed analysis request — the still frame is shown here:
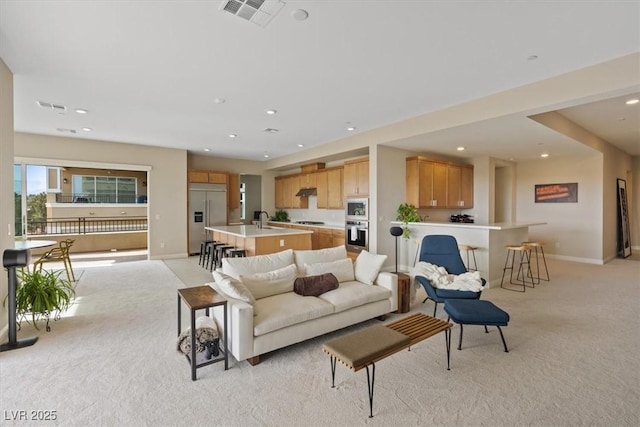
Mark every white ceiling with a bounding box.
[1,1,638,163]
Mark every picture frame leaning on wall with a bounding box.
[617,178,631,258]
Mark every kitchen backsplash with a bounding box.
[279,196,345,226]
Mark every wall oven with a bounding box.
[346,220,368,253]
[346,198,368,221]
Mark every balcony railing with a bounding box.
[27,216,148,235]
[54,193,148,204]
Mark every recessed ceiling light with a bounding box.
[228,134,237,138]
[540,153,549,158]
[625,98,639,105]
[213,98,226,104]
[81,127,92,132]
[297,144,304,148]
[456,146,465,151]
[347,126,356,131]
[266,109,277,115]
[204,148,211,152]
[75,108,88,114]
[263,154,270,158]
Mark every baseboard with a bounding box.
[545,253,604,265]
[150,253,189,260]
[0,323,8,343]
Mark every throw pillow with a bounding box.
[293,273,339,297]
[294,245,348,274]
[212,270,256,305]
[305,258,354,283]
[239,263,298,300]
[354,250,387,285]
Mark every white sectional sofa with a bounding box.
[209,246,398,365]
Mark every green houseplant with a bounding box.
[3,269,76,332]
[396,203,421,238]
[271,209,290,222]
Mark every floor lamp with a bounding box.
[389,227,403,273]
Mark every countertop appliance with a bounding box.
[189,183,227,254]
[450,214,474,223]
[346,220,368,253]
[346,198,368,221]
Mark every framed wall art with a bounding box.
[535,183,578,203]
[617,178,631,258]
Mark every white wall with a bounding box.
[14,133,187,259]
[0,58,14,337]
[516,154,603,263]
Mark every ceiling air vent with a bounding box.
[37,100,67,114]
[56,128,77,134]
[220,0,285,27]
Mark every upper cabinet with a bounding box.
[406,157,473,209]
[188,170,227,184]
[227,173,240,209]
[316,167,344,209]
[343,158,369,197]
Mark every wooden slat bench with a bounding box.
[323,313,452,418]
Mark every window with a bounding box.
[72,175,137,203]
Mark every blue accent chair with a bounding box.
[415,235,485,317]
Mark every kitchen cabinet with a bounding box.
[275,177,285,209]
[299,172,317,189]
[288,175,308,209]
[316,167,343,209]
[446,165,474,208]
[406,156,473,209]
[228,173,240,209]
[282,177,292,208]
[343,158,369,197]
[188,170,228,185]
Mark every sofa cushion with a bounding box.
[294,273,339,297]
[253,292,335,336]
[354,250,387,285]
[318,281,392,313]
[239,264,298,300]
[212,270,256,305]
[305,258,355,283]
[294,246,347,275]
[222,249,294,279]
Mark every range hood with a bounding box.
[295,188,317,197]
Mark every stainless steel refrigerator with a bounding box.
[188,183,227,254]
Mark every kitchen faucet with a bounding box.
[258,211,269,229]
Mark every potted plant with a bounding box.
[271,210,290,222]
[396,203,421,238]
[3,269,76,332]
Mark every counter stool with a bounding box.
[214,245,235,270]
[205,242,225,271]
[199,240,215,266]
[501,244,535,292]
[458,244,479,271]
[226,249,246,258]
[522,241,549,283]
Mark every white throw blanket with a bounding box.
[177,316,219,355]
[412,262,483,292]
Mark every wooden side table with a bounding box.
[395,272,411,314]
[177,285,228,381]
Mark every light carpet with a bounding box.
[0,257,639,426]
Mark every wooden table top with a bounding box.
[177,285,226,310]
[386,313,452,347]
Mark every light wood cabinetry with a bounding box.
[227,173,240,209]
[316,167,343,209]
[406,156,473,209]
[299,172,317,189]
[188,170,228,185]
[446,165,474,208]
[275,177,285,209]
[188,170,209,183]
[343,158,369,197]
[288,175,308,209]
[208,172,227,184]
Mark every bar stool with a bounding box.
[522,241,549,283]
[204,242,224,271]
[199,240,214,266]
[214,245,235,271]
[458,244,478,271]
[226,248,246,258]
[501,244,535,292]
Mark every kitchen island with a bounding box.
[391,221,546,287]
[205,225,313,256]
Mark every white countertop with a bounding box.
[390,221,547,230]
[268,221,344,231]
[206,225,313,238]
